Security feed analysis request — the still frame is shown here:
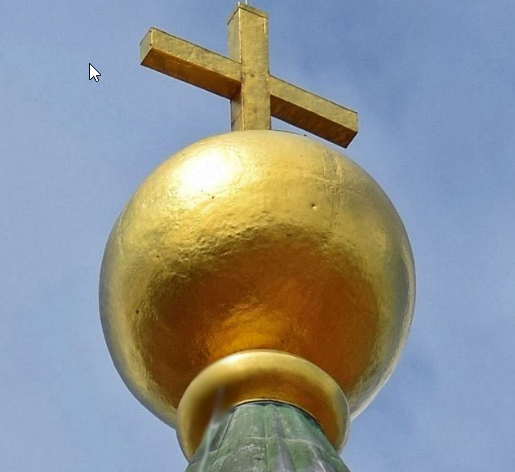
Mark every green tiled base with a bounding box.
[186,402,351,472]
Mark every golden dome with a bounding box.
[100,130,415,432]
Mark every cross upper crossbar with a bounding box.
[140,3,358,148]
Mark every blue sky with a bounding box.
[1,0,514,470]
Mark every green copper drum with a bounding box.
[187,402,351,472]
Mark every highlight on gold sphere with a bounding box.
[100,130,415,430]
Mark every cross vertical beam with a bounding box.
[140,2,359,148]
[228,5,271,130]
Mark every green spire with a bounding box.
[186,402,351,472]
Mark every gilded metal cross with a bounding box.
[141,3,358,148]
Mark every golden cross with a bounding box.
[140,3,358,148]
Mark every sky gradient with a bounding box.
[1,0,514,470]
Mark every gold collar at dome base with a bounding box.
[177,350,350,461]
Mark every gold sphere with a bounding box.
[100,130,415,430]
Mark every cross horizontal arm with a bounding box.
[141,28,241,99]
[141,28,358,148]
[270,78,358,148]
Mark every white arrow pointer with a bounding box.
[89,63,101,82]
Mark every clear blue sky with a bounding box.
[1,0,514,470]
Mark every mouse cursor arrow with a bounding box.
[89,63,101,82]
